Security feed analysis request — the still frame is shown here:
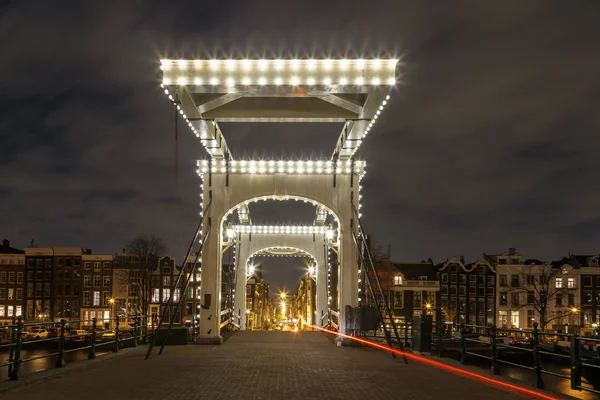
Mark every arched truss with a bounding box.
[245,246,318,278]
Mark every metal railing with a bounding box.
[450,322,600,395]
[0,314,153,381]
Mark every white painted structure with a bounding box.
[159,58,398,343]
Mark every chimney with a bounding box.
[509,248,516,255]
[2,239,8,250]
[460,256,465,264]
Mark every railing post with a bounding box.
[114,315,120,352]
[436,319,443,356]
[7,316,16,379]
[9,316,23,380]
[570,333,582,390]
[55,319,66,368]
[460,323,467,365]
[133,312,139,347]
[489,324,498,375]
[88,317,97,359]
[404,318,409,347]
[532,322,545,389]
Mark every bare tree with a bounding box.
[510,264,579,331]
[125,234,166,316]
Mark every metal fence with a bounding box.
[450,322,600,395]
[0,314,154,381]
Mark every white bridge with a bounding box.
[159,58,398,343]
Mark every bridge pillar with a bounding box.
[338,207,358,334]
[316,242,328,326]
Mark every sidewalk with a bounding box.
[0,331,561,400]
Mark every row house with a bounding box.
[0,241,25,324]
[80,254,114,327]
[562,254,600,336]
[24,247,54,321]
[388,260,439,324]
[438,256,496,327]
[52,247,84,323]
[293,271,316,328]
[149,256,180,322]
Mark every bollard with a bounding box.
[114,316,120,352]
[532,322,545,389]
[570,334,581,390]
[460,323,466,365]
[88,317,97,359]
[9,316,23,380]
[488,324,498,375]
[55,319,66,368]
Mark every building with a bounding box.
[293,271,316,328]
[561,254,600,336]
[438,255,496,328]
[389,260,439,325]
[181,255,202,325]
[113,251,160,318]
[52,247,84,324]
[246,270,271,330]
[80,253,114,327]
[24,247,54,321]
[0,240,25,324]
[149,256,180,322]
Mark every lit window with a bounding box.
[567,278,575,289]
[93,291,100,306]
[393,275,403,285]
[555,278,563,289]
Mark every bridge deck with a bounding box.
[2,332,553,399]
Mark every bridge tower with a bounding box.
[159,58,398,344]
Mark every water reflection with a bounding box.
[0,348,110,380]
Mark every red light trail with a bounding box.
[309,325,560,400]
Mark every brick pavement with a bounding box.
[1,331,559,400]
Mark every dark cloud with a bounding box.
[1,1,599,290]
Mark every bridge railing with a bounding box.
[0,314,153,381]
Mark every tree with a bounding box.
[124,234,166,316]
[510,263,579,331]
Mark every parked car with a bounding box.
[25,328,49,340]
[66,329,89,342]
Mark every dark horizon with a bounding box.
[2,1,599,291]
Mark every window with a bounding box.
[441,274,448,283]
[163,266,171,274]
[583,276,592,287]
[459,274,466,284]
[64,284,71,296]
[27,283,33,297]
[469,286,476,294]
[8,288,14,300]
[73,270,80,280]
[527,310,534,328]
[27,259,34,268]
[510,311,520,328]
[500,292,507,305]
[393,275,402,285]
[64,270,71,280]
[163,276,171,286]
[173,288,181,303]
[83,291,91,306]
[0,306,4,317]
[0,288,6,300]
[511,293,520,307]
[498,311,508,327]
[94,262,101,271]
[487,287,494,297]
[414,291,422,308]
[152,289,160,303]
[469,275,476,285]
[44,259,51,268]
[567,278,575,289]
[459,286,466,296]
[583,311,592,327]
[527,275,535,285]
[478,275,485,285]
[555,278,563,289]
[511,275,520,288]
[17,272,23,284]
[93,291,100,306]
[103,291,110,306]
[0,271,5,283]
[450,274,457,284]
[441,286,448,295]
[74,284,80,296]
[93,276,101,287]
[36,259,43,268]
[103,276,110,287]
[43,283,50,297]
[584,290,592,304]
[568,293,575,306]
[84,262,91,270]
[556,294,563,306]
[7,305,14,317]
[27,271,33,281]
[15,305,22,317]
[527,291,534,305]
[450,286,457,295]
[84,276,91,287]
[65,258,72,267]
[8,272,15,283]
[103,262,111,270]
[499,258,507,264]
[186,302,193,315]
[487,276,495,286]
[162,288,171,302]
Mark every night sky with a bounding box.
[2,1,599,293]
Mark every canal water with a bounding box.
[0,347,111,381]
